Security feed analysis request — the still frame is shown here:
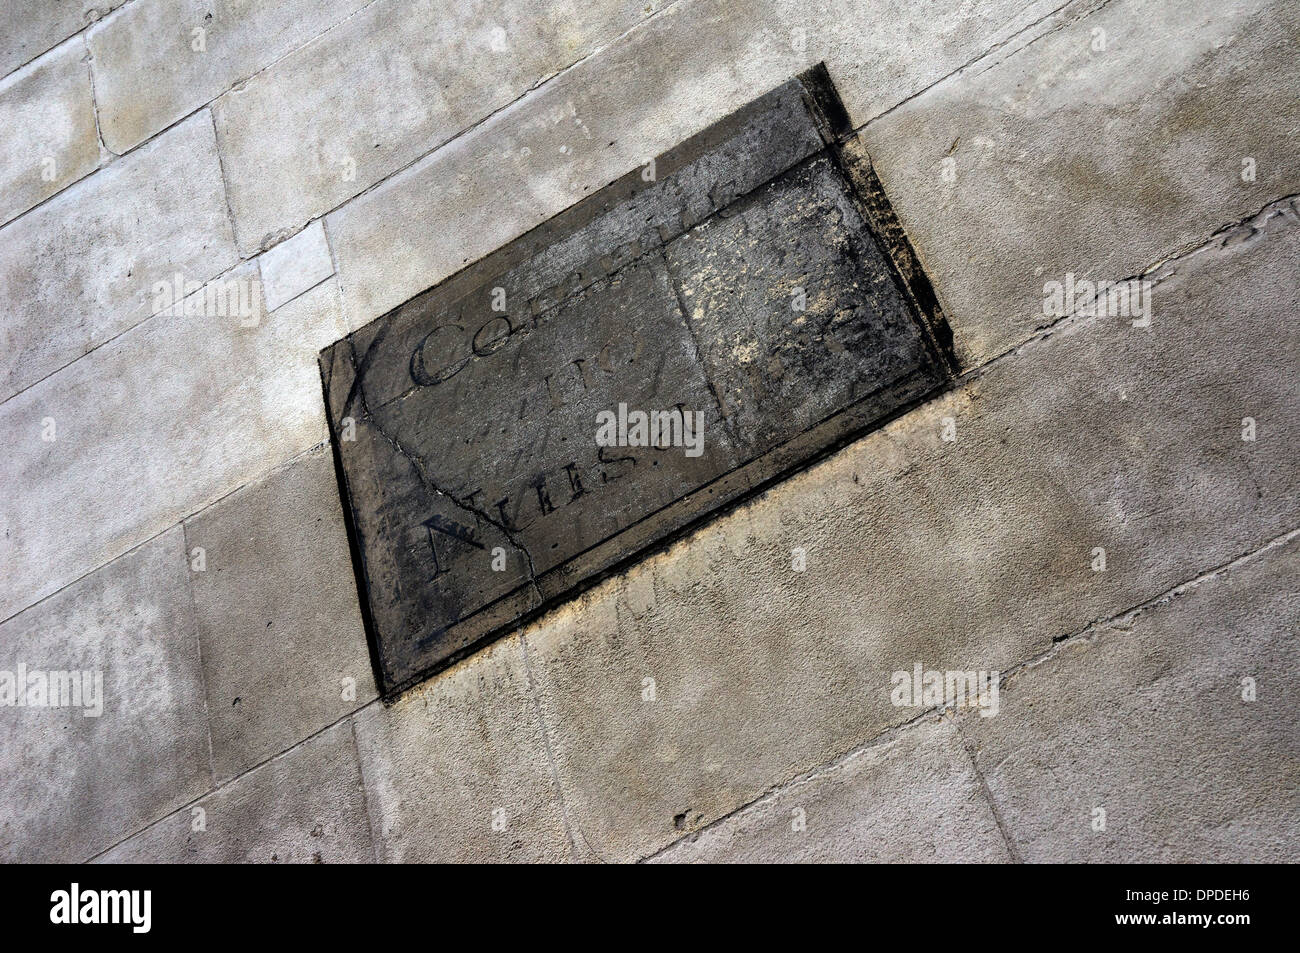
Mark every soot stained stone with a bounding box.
[320,65,956,694]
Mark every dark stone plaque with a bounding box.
[321,65,956,694]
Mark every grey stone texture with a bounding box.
[653,716,1011,863]
[0,112,236,402]
[212,0,669,253]
[0,38,100,227]
[0,276,347,623]
[862,0,1300,366]
[0,0,127,78]
[961,533,1300,863]
[257,220,334,312]
[521,189,1300,861]
[1,0,1296,864]
[87,0,372,154]
[0,527,211,862]
[327,0,1059,329]
[98,720,373,863]
[352,637,573,862]
[185,445,376,782]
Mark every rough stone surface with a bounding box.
[0,277,347,623]
[0,39,100,227]
[328,0,1055,329]
[325,73,950,690]
[97,720,373,863]
[961,534,1300,863]
[213,0,666,254]
[0,112,236,402]
[2,0,1296,866]
[0,0,127,79]
[185,445,377,782]
[87,0,370,154]
[258,220,334,312]
[654,716,1010,863]
[862,0,1300,366]
[522,195,1300,861]
[352,637,573,862]
[0,527,210,863]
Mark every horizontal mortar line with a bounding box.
[305,0,689,240]
[860,0,1117,129]
[83,694,385,863]
[6,183,1294,620]
[6,186,1293,626]
[959,189,1300,382]
[640,521,1300,863]
[83,522,1300,864]
[0,0,144,84]
[1009,523,1300,676]
[0,0,391,238]
[0,259,254,412]
[0,0,691,405]
[638,704,945,862]
[0,439,331,629]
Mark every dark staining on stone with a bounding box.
[320,64,958,695]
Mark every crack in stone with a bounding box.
[339,329,542,600]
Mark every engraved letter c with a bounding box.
[410,323,469,386]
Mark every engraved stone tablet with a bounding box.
[321,66,956,693]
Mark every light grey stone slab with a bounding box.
[352,637,573,862]
[0,38,100,227]
[0,526,211,862]
[522,193,1300,861]
[258,220,333,312]
[961,534,1300,863]
[213,0,667,254]
[185,445,376,782]
[97,720,373,863]
[328,0,1057,329]
[0,112,237,401]
[0,276,348,623]
[87,0,371,154]
[654,716,1010,863]
[0,0,127,79]
[862,0,1300,366]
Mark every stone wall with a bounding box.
[1,0,1296,862]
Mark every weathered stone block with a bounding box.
[212,0,664,253]
[87,0,370,154]
[0,527,210,862]
[0,40,99,227]
[324,70,954,691]
[862,0,1300,366]
[352,637,572,862]
[185,445,376,782]
[0,275,346,622]
[258,220,334,313]
[654,716,1010,863]
[0,112,236,401]
[97,720,373,863]
[0,0,127,78]
[327,0,1055,329]
[522,192,1300,861]
[961,534,1300,862]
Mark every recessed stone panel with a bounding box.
[321,67,955,693]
